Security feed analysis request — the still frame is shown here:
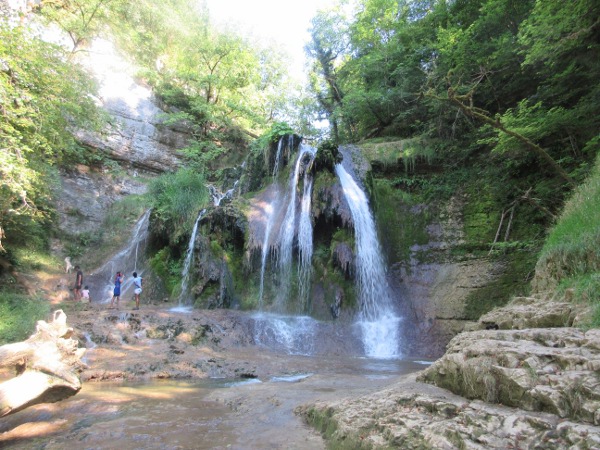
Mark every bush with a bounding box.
[149,168,209,245]
[536,154,600,325]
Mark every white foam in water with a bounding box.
[336,164,402,359]
[169,306,193,313]
[253,313,317,356]
[271,373,313,383]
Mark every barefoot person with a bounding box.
[73,266,83,301]
[110,271,123,309]
[132,271,143,310]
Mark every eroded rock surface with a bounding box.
[473,295,581,330]
[299,375,600,449]
[418,327,600,425]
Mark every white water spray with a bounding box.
[258,201,276,308]
[90,209,151,303]
[176,209,206,308]
[297,170,314,308]
[277,145,316,306]
[335,164,401,358]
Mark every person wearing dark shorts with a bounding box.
[74,266,83,301]
[110,271,123,309]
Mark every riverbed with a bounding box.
[0,353,429,449]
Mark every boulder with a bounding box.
[473,296,577,330]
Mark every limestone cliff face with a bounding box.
[75,39,190,174]
[56,40,190,240]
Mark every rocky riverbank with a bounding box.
[298,294,600,449]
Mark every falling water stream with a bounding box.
[173,209,206,311]
[87,209,151,304]
[173,181,239,312]
[276,144,316,307]
[335,164,402,358]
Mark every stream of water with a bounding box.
[87,209,151,304]
[335,164,402,359]
[0,354,429,449]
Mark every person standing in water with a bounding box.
[132,271,143,310]
[110,271,123,309]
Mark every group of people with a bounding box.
[109,271,143,310]
[72,265,142,309]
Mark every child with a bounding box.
[81,285,90,303]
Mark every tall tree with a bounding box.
[306,7,350,141]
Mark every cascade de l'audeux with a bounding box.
[181,136,404,359]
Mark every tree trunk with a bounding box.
[0,310,85,417]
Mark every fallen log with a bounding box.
[0,310,86,417]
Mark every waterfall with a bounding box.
[89,209,151,303]
[272,138,284,179]
[335,164,402,359]
[276,144,316,309]
[258,200,276,309]
[297,169,314,309]
[253,313,317,355]
[208,181,238,206]
[175,209,206,309]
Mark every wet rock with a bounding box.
[332,242,354,279]
[330,288,343,319]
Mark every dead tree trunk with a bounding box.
[0,310,85,417]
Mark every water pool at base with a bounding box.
[0,356,431,449]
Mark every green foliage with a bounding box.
[38,0,121,53]
[0,22,104,254]
[148,169,209,245]
[306,0,598,219]
[0,292,50,344]
[314,140,342,173]
[178,139,225,171]
[265,122,295,144]
[537,155,600,293]
[149,247,181,296]
[251,122,295,157]
[107,0,297,138]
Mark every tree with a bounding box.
[306,7,350,141]
[38,0,123,55]
[0,23,103,251]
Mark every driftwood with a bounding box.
[0,310,85,417]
